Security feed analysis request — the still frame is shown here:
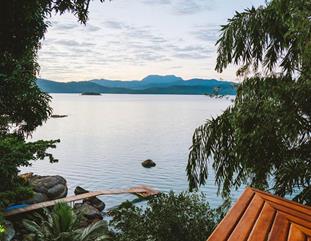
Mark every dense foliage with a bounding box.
[0,223,4,240]
[0,136,60,207]
[109,192,226,241]
[23,202,109,241]
[187,0,311,204]
[0,0,105,210]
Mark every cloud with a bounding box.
[192,25,221,42]
[127,41,164,51]
[173,52,210,59]
[39,50,71,58]
[171,65,183,69]
[104,20,125,29]
[173,45,206,52]
[81,42,97,47]
[135,51,169,62]
[174,1,202,15]
[52,22,78,30]
[102,18,169,45]
[174,0,214,15]
[53,21,214,63]
[54,39,96,47]
[55,39,80,46]
[151,37,167,44]
[172,44,213,59]
[141,0,214,15]
[51,20,100,32]
[142,0,171,4]
[39,10,220,81]
[103,20,168,46]
[124,27,169,48]
[85,24,101,32]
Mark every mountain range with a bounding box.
[37,75,237,95]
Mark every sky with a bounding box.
[38,0,266,82]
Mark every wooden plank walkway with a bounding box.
[4,185,159,217]
[207,188,311,241]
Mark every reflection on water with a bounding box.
[21,94,243,208]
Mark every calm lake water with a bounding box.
[21,94,243,208]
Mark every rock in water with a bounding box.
[74,186,105,211]
[142,159,156,168]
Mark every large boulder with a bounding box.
[29,175,67,200]
[74,186,105,211]
[141,159,156,168]
[74,203,103,227]
[75,203,103,220]
[30,175,66,190]
[20,173,68,204]
[47,184,67,199]
[24,192,48,204]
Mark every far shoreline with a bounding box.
[47,92,237,96]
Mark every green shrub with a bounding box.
[0,184,33,208]
[0,223,5,240]
[23,202,109,241]
[109,192,226,241]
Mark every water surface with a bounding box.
[21,94,242,208]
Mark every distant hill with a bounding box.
[90,75,184,90]
[37,75,237,95]
[36,79,131,94]
[141,75,183,84]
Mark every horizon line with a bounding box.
[37,74,234,83]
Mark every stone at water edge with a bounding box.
[74,186,105,211]
[75,203,103,220]
[29,175,68,200]
[24,192,48,204]
[141,159,156,168]
[20,173,68,204]
[74,203,103,227]
[30,175,66,189]
[47,184,68,200]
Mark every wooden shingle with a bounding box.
[207,188,311,241]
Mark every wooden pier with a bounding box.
[4,185,159,217]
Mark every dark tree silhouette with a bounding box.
[187,0,311,204]
[0,0,106,208]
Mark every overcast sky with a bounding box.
[38,0,266,82]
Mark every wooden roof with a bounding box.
[207,188,311,241]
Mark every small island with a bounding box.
[81,92,101,96]
[51,114,68,118]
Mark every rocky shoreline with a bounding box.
[5,173,105,241]
[23,173,105,221]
